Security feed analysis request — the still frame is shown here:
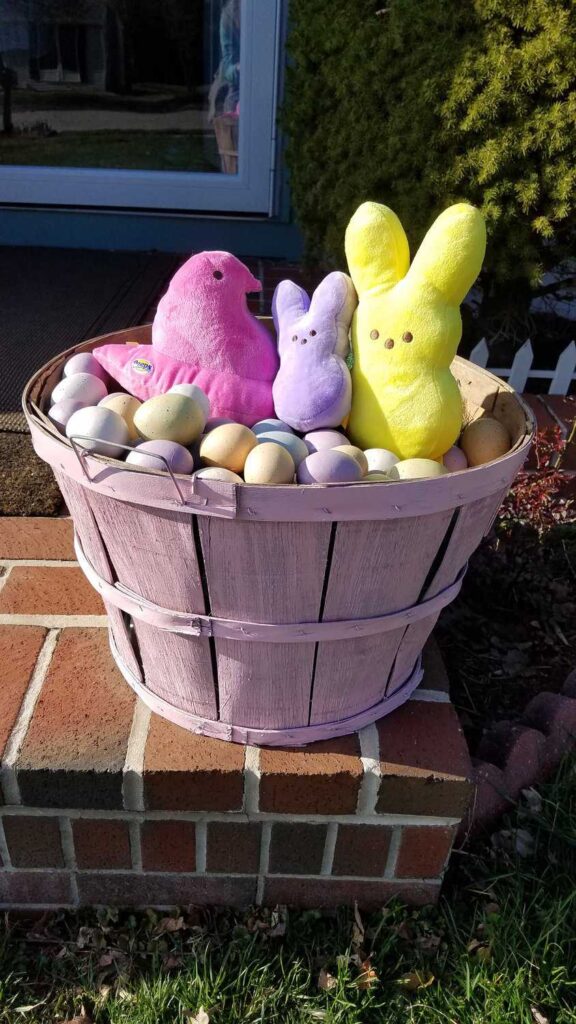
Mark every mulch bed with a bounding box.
[0,431,63,516]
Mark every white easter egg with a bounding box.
[244,442,295,484]
[63,352,108,382]
[99,393,141,441]
[134,394,204,445]
[51,372,107,407]
[65,406,129,459]
[256,430,309,467]
[48,399,85,433]
[252,418,294,435]
[364,448,399,473]
[193,466,243,483]
[333,445,369,476]
[388,459,448,481]
[168,383,211,423]
[199,423,257,473]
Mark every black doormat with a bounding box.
[0,247,181,431]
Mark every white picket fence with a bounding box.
[469,339,576,394]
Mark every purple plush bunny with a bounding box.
[272,271,357,433]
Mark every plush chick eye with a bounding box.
[213,270,223,280]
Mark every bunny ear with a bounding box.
[272,280,310,332]
[408,203,486,305]
[309,271,357,357]
[345,201,410,295]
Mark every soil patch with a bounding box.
[0,432,63,516]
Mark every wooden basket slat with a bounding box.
[198,518,333,729]
[131,622,218,718]
[309,512,453,724]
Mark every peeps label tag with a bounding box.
[132,357,154,376]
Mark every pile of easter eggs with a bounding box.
[48,352,512,486]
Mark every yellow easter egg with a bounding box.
[388,459,448,481]
[333,445,369,476]
[98,393,141,441]
[134,394,204,445]
[193,467,243,483]
[199,423,257,473]
[243,442,295,484]
[460,417,511,466]
[362,470,390,482]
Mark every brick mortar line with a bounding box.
[321,822,338,876]
[410,689,450,704]
[0,817,12,869]
[1,628,61,805]
[256,821,272,905]
[0,567,12,595]
[0,560,78,568]
[195,820,207,875]
[383,827,403,880]
[357,723,381,815]
[0,807,462,827]
[59,818,79,905]
[129,820,143,872]
[243,745,260,814]
[0,616,108,627]
[0,866,442,884]
[123,702,151,812]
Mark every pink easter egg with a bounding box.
[303,429,349,454]
[48,399,85,432]
[51,372,107,407]
[64,352,108,383]
[127,439,194,475]
[443,445,468,472]
[297,449,362,484]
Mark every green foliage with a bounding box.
[283,0,576,296]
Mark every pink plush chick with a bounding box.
[92,252,278,425]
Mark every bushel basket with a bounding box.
[24,323,534,746]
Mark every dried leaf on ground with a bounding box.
[396,970,435,991]
[318,968,337,991]
[155,915,185,935]
[531,1008,550,1024]
[351,902,365,951]
[467,939,492,962]
[357,958,379,989]
[186,1008,210,1024]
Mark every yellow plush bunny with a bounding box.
[345,201,486,460]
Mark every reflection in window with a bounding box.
[0,0,241,174]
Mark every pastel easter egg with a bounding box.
[460,417,511,467]
[256,430,309,468]
[126,439,194,475]
[99,393,141,441]
[362,471,390,482]
[334,445,369,476]
[364,448,399,473]
[51,372,107,407]
[48,399,85,433]
[297,449,362,484]
[199,423,257,473]
[442,445,468,472]
[65,406,129,459]
[63,352,108,383]
[204,417,235,433]
[303,429,349,454]
[244,442,295,484]
[134,394,204,445]
[168,383,211,423]
[252,418,294,436]
[193,466,243,484]
[388,459,448,481]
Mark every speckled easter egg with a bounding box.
[134,394,204,445]
[303,429,349,454]
[63,352,108,383]
[362,471,390,482]
[364,448,399,473]
[442,445,468,472]
[244,442,295,484]
[199,423,257,473]
[252,418,294,436]
[256,430,309,468]
[193,466,243,483]
[388,459,448,481]
[204,417,235,433]
[65,406,129,458]
[168,383,210,423]
[127,439,194,475]
[460,417,511,467]
[98,393,141,441]
[48,399,85,433]
[51,372,107,407]
[334,445,369,476]
[297,449,362,484]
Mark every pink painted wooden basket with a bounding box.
[24,324,534,746]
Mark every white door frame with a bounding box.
[0,0,280,214]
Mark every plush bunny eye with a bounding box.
[213,270,223,280]
[402,331,413,342]
[310,329,317,337]
[384,338,395,349]
[292,334,298,342]
[301,338,308,345]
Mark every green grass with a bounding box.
[0,760,575,1023]
[0,131,221,172]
